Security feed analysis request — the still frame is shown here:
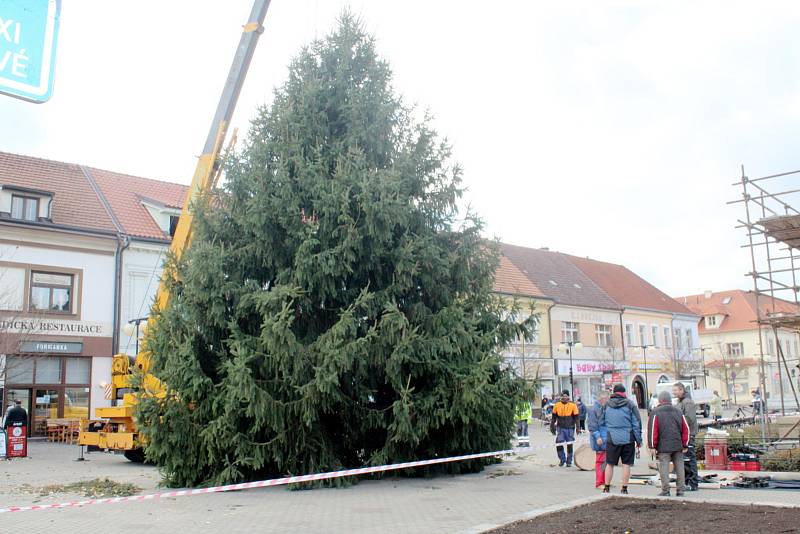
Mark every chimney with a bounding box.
[704,290,712,300]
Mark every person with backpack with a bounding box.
[587,390,609,488]
[600,384,642,494]
[648,390,690,496]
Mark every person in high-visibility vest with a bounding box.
[515,401,532,444]
[550,390,581,467]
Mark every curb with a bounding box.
[459,494,611,534]
[619,492,800,508]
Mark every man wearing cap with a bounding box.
[600,384,642,494]
[550,390,581,467]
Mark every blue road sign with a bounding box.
[0,0,60,103]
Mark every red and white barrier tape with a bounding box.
[0,449,513,515]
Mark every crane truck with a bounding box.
[78,0,272,462]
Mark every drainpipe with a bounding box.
[547,303,555,394]
[112,235,131,354]
[619,311,626,387]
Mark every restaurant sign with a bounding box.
[18,340,83,354]
[0,318,111,337]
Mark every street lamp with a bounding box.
[558,341,583,398]
[636,344,654,412]
[122,317,148,355]
[693,346,711,389]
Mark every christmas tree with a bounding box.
[135,13,535,487]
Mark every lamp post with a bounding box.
[697,346,711,389]
[636,344,654,412]
[558,340,583,398]
[122,317,148,355]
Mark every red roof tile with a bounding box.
[566,254,694,315]
[89,168,187,240]
[0,151,116,234]
[500,244,621,309]
[676,290,800,333]
[0,151,188,241]
[493,254,547,298]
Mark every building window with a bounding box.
[625,323,634,347]
[767,338,774,355]
[29,271,73,313]
[11,195,39,221]
[169,215,180,237]
[685,329,692,351]
[651,325,659,348]
[595,324,611,347]
[663,326,672,348]
[726,342,744,357]
[562,322,579,343]
[638,324,648,346]
[675,328,683,350]
[706,315,717,327]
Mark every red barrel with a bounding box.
[704,436,728,470]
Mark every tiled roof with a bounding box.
[89,167,187,240]
[493,254,547,298]
[566,254,694,315]
[0,151,187,241]
[677,289,800,333]
[499,243,620,310]
[0,151,116,233]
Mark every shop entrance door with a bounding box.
[33,389,59,437]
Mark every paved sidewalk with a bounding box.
[2,427,798,533]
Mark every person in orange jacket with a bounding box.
[550,390,581,467]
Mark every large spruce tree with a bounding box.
[135,14,534,487]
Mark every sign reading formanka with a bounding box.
[18,340,82,354]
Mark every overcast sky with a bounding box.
[3,1,800,298]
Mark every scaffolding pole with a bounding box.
[734,164,800,437]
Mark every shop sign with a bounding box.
[0,318,111,337]
[18,340,83,354]
[556,359,627,376]
[551,306,619,326]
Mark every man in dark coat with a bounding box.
[673,383,699,491]
[648,390,690,496]
[3,400,28,429]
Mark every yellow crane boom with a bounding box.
[79,0,272,462]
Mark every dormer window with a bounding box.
[11,194,39,221]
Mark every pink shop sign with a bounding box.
[556,360,625,376]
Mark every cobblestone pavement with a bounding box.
[2,422,798,534]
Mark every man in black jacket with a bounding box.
[673,383,699,491]
[648,390,690,496]
[3,400,28,429]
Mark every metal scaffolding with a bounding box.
[731,166,800,426]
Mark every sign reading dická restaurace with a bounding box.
[0,0,60,103]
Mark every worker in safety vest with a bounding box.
[515,401,532,445]
[550,390,581,467]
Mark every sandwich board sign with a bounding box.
[0,0,60,103]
